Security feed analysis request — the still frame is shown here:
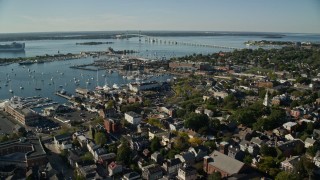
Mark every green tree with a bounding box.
[147,118,165,129]
[173,135,189,151]
[230,109,256,127]
[176,109,186,118]
[296,77,311,85]
[223,94,239,109]
[106,100,115,109]
[243,154,253,165]
[260,144,277,157]
[208,172,221,180]
[167,149,179,159]
[295,155,316,179]
[306,146,318,157]
[275,171,298,180]
[94,132,107,146]
[74,169,86,180]
[108,143,118,153]
[253,108,286,131]
[143,98,152,107]
[150,137,161,152]
[81,152,94,162]
[293,142,305,155]
[208,119,221,131]
[121,102,142,113]
[185,104,197,112]
[0,135,9,142]
[204,141,216,151]
[117,140,131,164]
[184,112,209,132]
[258,156,279,177]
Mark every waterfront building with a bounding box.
[4,97,39,126]
[129,81,162,93]
[75,88,90,96]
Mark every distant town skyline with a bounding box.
[0,0,319,34]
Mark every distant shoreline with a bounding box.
[75,42,114,45]
[0,31,287,42]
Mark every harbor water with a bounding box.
[1,33,320,103]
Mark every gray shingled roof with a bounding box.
[208,150,245,175]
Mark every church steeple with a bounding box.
[263,90,271,107]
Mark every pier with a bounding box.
[55,92,72,100]
[70,63,105,71]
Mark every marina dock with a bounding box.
[55,92,72,100]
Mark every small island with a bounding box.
[245,40,296,46]
[107,47,138,54]
[76,42,114,45]
[245,40,320,48]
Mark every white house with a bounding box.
[129,81,161,93]
[125,111,142,125]
[87,141,100,156]
[163,158,182,177]
[283,122,297,131]
[177,166,197,180]
[53,134,72,151]
[313,151,320,167]
[305,137,316,148]
[204,109,214,117]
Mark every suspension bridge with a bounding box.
[116,31,242,50]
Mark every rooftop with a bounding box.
[206,150,245,175]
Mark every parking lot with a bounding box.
[54,110,97,123]
[0,111,16,135]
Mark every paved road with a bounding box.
[0,111,16,134]
[45,143,74,179]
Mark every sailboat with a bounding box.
[95,70,103,90]
[9,82,13,93]
[35,79,41,90]
[103,77,111,91]
[112,83,119,89]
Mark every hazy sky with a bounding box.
[0,0,319,33]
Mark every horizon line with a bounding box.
[0,30,320,35]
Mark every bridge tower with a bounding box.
[139,30,141,42]
[126,31,128,40]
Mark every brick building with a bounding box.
[4,104,39,126]
[203,150,247,178]
[104,118,121,133]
